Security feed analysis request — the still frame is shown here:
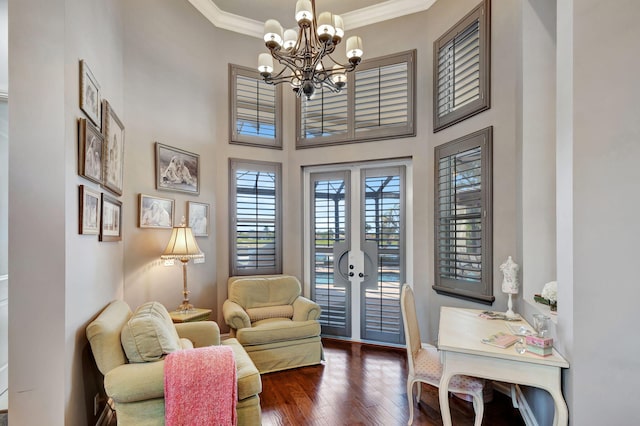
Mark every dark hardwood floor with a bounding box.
[260,339,525,426]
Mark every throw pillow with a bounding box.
[121,301,181,363]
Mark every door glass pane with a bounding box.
[311,175,350,337]
[362,171,404,344]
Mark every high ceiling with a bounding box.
[188,0,437,38]
[213,0,387,26]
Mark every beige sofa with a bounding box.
[86,300,261,425]
[223,275,323,373]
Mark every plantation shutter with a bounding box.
[355,62,409,134]
[300,86,348,141]
[433,127,493,304]
[230,159,282,276]
[230,65,282,148]
[433,0,490,132]
[296,50,415,148]
[436,20,480,118]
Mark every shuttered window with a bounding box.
[230,64,282,149]
[433,127,493,304]
[297,50,415,148]
[229,159,282,276]
[433,0,490,132]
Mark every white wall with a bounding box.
[9,0,124,424]
[563,0,640,423]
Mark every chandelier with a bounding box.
[257,0,364,100]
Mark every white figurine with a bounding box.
[500,256,519,318]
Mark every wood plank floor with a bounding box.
[260,339,525,426]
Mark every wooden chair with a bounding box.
[400,284,485,425]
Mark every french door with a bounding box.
[304,160,410,345]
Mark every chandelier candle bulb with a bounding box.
[333,15,344,40]
[346,36,363,63]
[317,12,335,41]
[258,53,274,76]
[295,0,313,25]
[283,29,298,49]
[264,19,283,48]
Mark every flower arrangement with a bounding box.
[534,281,558,312]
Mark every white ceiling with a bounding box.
[188,0,437,38]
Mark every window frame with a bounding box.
[229,64,283,149]
[433,126,493,304]
[229,158,283,276]
[433,0,491,133]
[296,50,416,149]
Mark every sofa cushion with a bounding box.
[246,305,294,322]
[221,338,262,400]
[236,318,321,346]
[228,275,301,309]
[121,302,182,363]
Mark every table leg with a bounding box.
[550,386,569,426]
[438,370,453,426]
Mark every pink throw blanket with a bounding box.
[164,346,237,426]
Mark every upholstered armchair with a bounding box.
[86,300,262,426]
[223,274,323,373]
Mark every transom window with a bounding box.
[297,50,416,148]
[229,64,282,149]
[433,0,490,132]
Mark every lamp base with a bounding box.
[177,301,194,313]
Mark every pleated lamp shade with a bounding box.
[161,225,203,261]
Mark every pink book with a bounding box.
[481,332,519,348]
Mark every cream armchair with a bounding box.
[223,274,323,373]
[86,300,262,425]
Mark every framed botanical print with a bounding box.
[102,100,125,196]
[139,193,175,229]
[78,118,104,184]
[187,201,209,237]
[100,193,122,242]
[79,59,101,129]
[155,142,200,194]
[79,185,101,235]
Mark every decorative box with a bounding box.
[525,335,553,348]
[526,344,553,357]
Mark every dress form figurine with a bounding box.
[500,256,519,318]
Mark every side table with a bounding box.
[169,307,212,323]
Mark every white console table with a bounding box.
[437,307,570,426]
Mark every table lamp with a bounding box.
[499,256,519,319]
[160,222,204,312]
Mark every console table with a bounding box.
[169,307,212,323]
[437,307,569,426]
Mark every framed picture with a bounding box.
[156,142,200,194]
[187,201,209,237]
[79,185,101,235]
[139,193,174,229]
[79,59,101,129]
[78,118,104,184]
[102,100,125,196]
[100,194,122,242]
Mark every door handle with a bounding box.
[359,272,368,278]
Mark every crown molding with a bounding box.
[343,0,437,30]
[188,0,263,39]
[188,0,437,39]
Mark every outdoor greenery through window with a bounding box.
[297,50,416,148]
[433,0,490,132]
[433,127,493,304]
[229,64,282,149]
[229,159,282,276]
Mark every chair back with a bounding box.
[228,275,301,309]
[86,300,132,375]
[400,284,421,373]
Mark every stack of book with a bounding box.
[525,335,554,356]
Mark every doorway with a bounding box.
[303,159,412,345]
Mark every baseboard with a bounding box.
[493,382,539,426]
